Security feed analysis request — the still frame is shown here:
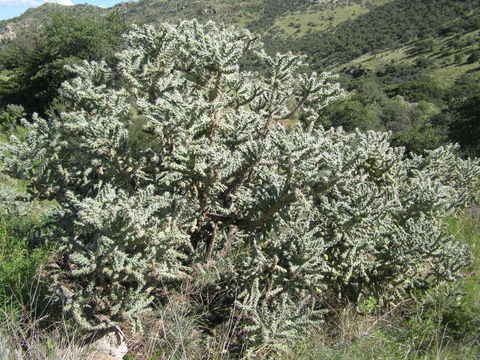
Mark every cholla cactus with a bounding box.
[1,19,479,351]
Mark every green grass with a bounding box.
[335,29,480,83]
[446,212,480,312]
[273,11,330,36]
[430,62,480,88]
[0,212,50,319]
[335,45,415,71]
[273,1,386,38]
[0,128,54,321]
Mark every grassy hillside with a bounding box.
[1,0,391,58]
[0,0,380,35]
[294,0,480,68]
[2,0,479,73]
[2,0,478,81]
[338,28,480,86]
[271,0,389,38]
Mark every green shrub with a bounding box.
[435,81,480,155]
[0,104,25,131]
[0,12,127,114]
[466,50,480,64]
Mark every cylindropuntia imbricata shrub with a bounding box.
[2,19,479,353]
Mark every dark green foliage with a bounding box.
[353,78,388,105]
[434,79,480,155]
[390,101,446,154]
[0,12,127,114]
[386,79,446,105]
[0,104,25,131]
[454,53,466,64]
[318,97,382,131]
[376,63,421,85]
[467,50,480,64]
[320,76,448,154]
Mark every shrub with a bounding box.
[0,104,25,131]
[466,51,480,64]
[2,20,479,353]
[0,12,127,114]
[454,54,465,64]
[436,82,480,155]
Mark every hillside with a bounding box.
[0,0,386,42]
[0,0,401,61]
[0,3,108,40]
[2,0,479,60]
[2,0,479,85]
[1,2,480,360]
[2,1,479,74]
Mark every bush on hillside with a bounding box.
[2,20,479,354]
[435,83,480,156]
[467,50,480,64]
[0,104,25,131]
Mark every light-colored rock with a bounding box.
[91,326,128,360]
[90,353,119,360]
[0,24,16,42]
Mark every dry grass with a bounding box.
[0,310,91,360]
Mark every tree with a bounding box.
[0,104,25,131]
[0,12,127,114]
[466,50,480,64]
[436,83,480,155]
[318,97,382,131]
[2,20,479,354]
[392,101,446,153]
[454,53,465,64]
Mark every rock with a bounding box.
[0,24,17,42]
[92,326,128,360]
[90,354,119,360]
